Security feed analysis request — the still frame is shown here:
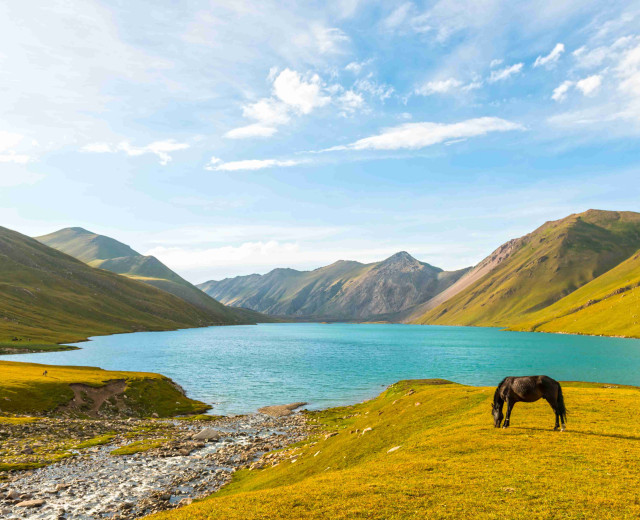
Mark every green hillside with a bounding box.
[36,227,271,324]
[509,249,640,337]
[0,226,245,346]
[413,210,640,327]
[149,379,640,520]
[199,252,470,321]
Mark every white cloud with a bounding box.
[223,124,277,139]
[327,117,523,151]
[415,78,463,96]
[488,63,523,82]
[533,43,565,68]
[344,59,372,74]
[576,74,602,96]
[489,59,503,68]
[83,139,189,165]
[354,77,395,101]
[552,80,574,101]
[338,90,365,114]
[242,98,291,125]
[0,131,31,163]
[207,158,304,171]
[273,68,330,114]
[0,152,31,164]
[311,25,349,54]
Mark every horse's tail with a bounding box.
[556,383,567,423]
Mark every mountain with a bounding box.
[412,210,640,327]
[36,227,271,324]
[509,249,640,337]
[0,226,250,345]
[198,251,471,321]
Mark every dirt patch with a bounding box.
[258,402,307,417]
[56,379,127,417]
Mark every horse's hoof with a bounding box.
[561,427,566,432]
[553,427,559,431]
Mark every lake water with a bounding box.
[3,323,640,414]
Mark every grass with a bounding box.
[110,438,166,456]
[510,250,640,338]
[0,360,209,417]
[0,341,79,355]
[415,210,640,329]
[75,433,117,449]
[0,225,252,347]
[149,379,640,520]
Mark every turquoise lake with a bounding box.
[3,323,640,414]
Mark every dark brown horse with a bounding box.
[492,375,566,431]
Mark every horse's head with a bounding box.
[492,402,504,428]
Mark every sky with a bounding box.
[1,0,640,283]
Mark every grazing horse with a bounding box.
[492,375,566,431]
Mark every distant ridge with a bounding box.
[198,252,471,321]
[36,227,273,324]
[0,226,244,344]
[411,209,640,329]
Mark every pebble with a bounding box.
[0,413,309,520]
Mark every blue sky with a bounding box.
[1,0,640,282]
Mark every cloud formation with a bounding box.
[327,117,523,151]
[82,140,189,165]
[488,63,523,83]
[0,131,31,164]
[206,157,304,171]
[533,43,565,68]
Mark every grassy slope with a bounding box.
[36,227,266,323]
[509,250,640,337]
[0,360,208,416]
[0,226,241,345]
[414,210,640,327]
[150,379,640,520]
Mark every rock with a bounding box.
[6,489,20,500]
[21,446,34,455]
[361,427,372,435]
[324,432,338,440]
[387,446,401,453]
[192,428,221,441]
[16,499,45,508]
[257,402,307,417]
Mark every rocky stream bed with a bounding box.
[0,411,311,519]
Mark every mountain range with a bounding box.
[36,227,271,326]
[199,251,471,321]
[0,227,254,346]
[201,209,640,338]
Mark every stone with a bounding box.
[16,499,45,508]
[6,489,20,500]
[387,446,401,453]
[192,428,221,441]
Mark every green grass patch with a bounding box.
[110,439,166,456]
[0,360,209,417]
[75,432,117,449]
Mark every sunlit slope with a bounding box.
[36,227,264,324]
[510,250,640,337]
[0,226,236,344]
[0,360,208,416]
[150,379,640,520]
[413,210,640,327]
[200,252,470,321]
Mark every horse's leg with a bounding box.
[502,399,515,428]
[545,396,560,431]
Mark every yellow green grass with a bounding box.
[510,250,640,338]
[150,379,640,520]
[110,438,166,455]
[414,210,640,329]
[0,360,208,417]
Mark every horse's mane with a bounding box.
[493,377,508,404]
